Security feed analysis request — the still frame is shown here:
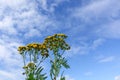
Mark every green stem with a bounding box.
[37,57,45,68]
[29,50,32,62]
[22,54,26,66]
[61,50,65,56]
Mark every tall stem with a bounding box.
[30,50,32,62]
[22,53,26,66]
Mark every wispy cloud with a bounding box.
[90,38,105,50]
[65,38,104,57]
[97,20,120,39]
[98,56,115,63]
[37,0,69,12]
[0,70,16,80]
[0,0,56,38]
[73,0,120,21]
[71,0,120,39]
[115,75,120,80]
[84,71,93,76]
[0,69,23,80]
[0,37,24,80]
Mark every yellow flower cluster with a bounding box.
[44,34,70,50]
[45,34,67,40]
[18,43,49,57]
[18,46,26,54]
[18,46,26,51]
[55,33,67,37]
[18,43,47,51]
[18,34,70,56]
[27,43,42,50]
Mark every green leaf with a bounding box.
[28,73,35,80]
[60,77,65,80]
[35,66,43,74]
[61,58,70,69]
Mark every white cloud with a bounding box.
[0,0,25,9]
[0,38,23,66]
[24,28,41,38]
[0,69,24,80]
[90,38,105,50]
[0,70,16,80]
[37,0,48,11]
[98,56,115,63]
[115,75,120,80]
[84,71,93,76]
[0,61,23,80]
[97,20,120,39]
[65,38,104,57]
[73,0,120,20]
[0,16,17,35]
[0,36,24,80]
[64,45,89,57]
[71,0,120,39]
[37,0,69,12]
[0,0,56,38]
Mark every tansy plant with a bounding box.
[18,34,70,80]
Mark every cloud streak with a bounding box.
[71,0,120,39]
[0,37,24,80]
[84,71,93,76]
[65,38,104,57]
[98,56,115,63]
[0,0,56,38]
[115,75,120,80]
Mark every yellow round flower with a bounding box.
[27,62,36,69]
[41,52,49,57]
[32,44,37,48]
[18,46,26,52]
[42,45,46,49]
[47,36,52,39]
[23,66,28,69]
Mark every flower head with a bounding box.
[27,62,36,69]
[18,46,26,54]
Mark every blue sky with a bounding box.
[0,0,120,80]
